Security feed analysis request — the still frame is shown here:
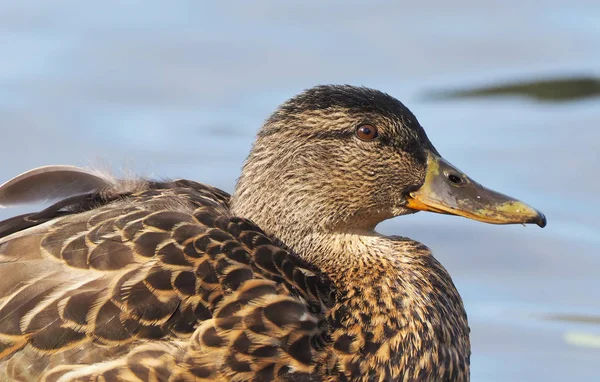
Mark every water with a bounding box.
[0,1,598,380]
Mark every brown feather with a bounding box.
[0,180,336,381]
[0,85,478,381]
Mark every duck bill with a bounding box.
[406,151,547,227]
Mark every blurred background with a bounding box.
[0,1,598,380]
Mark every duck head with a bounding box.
[231,85,545,241]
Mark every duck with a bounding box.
[0,85,546,381]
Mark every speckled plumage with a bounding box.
[0,86,476,381]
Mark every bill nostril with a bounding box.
[447,173,464,185]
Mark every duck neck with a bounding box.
[232,204,471,379]
[230,162,470,378]
[296,231,471,380]
[343,238,469,381]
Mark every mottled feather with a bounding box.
[0,177,337,381]
[0,85,476,381]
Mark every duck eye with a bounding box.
[356,125,378,141]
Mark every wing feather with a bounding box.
[0,173,336,380]
[0,166,113,207]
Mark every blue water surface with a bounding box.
[0,1,598,380]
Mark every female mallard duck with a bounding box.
[0,85,545,381]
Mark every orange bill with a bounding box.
[406,151,546,227]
